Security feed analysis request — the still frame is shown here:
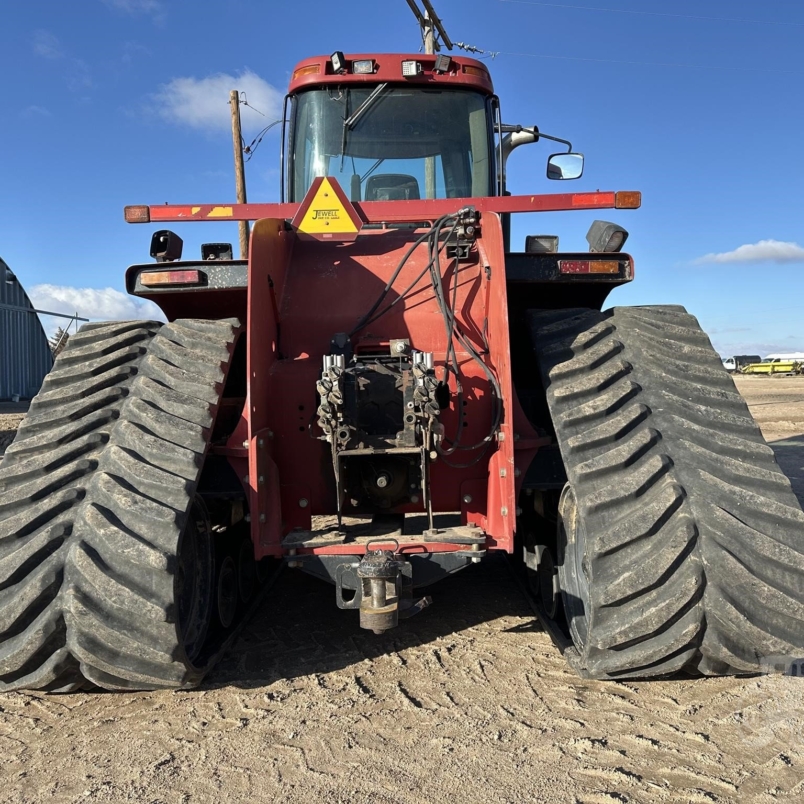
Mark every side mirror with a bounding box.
[546,153,584,180]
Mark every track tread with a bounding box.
[530,305,804,678]
[0,318,241,691]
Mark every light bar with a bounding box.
[292,64,320,80]
[615,191,641,209]
[140,270,201,287]
[558,260,620,275]
[352,59,374,74]
[402,60,422,77]
[125,205,150,223]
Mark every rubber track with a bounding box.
[529,306,804,679]
[0,318,240,691]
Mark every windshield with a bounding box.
[289,87,493,202]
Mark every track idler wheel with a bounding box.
[524,543,560,621]
[237,538,257,604]
[176,499,215,663]
[216,555,238,630]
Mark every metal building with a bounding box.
[0,257,53,400]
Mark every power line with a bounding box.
[493,50,804,74]
[498,0,804,27]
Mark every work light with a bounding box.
[586,220,629,253]
[150,230,183,263]
[433,54,452,73]
[402,60,422,77]
[331,51,346,73]
[352,59,375,74]
[525,235,559,254]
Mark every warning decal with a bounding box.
[291,177,363,240]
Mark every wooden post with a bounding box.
[423,11,437,199]
[230,90,250,259]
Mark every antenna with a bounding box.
[405,0,453,54]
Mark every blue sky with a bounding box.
[1,0,802,357]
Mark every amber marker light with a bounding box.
[125,205,150,223]
[589,261,621,274]
[615,192,642,209]
[293,64,321,80]
[558,260,620,275]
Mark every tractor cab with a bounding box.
[284,53,505,205]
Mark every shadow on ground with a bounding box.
[209,553,541,690]
[768,433,804,505]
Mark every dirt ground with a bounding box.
[1,378,804,804]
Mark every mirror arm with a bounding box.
[538,132,573,153]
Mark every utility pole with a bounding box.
[423,9,435,55]
[406,0,453,199]
[229,90,250,259]
[406,0,453,53]
[423,12,436,200]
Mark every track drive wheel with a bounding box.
[530,306,804,679]
[0,318,242,691]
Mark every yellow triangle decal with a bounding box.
[297,178,360,235]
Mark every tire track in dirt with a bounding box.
[0,378,802,803]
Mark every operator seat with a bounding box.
[365,174,421,201]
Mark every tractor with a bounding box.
[2,52,803,691]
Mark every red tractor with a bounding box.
[2,52,803,691]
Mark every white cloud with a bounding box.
[67,59,94,92]
[29,285,166,335]
[31,30,93,93]
[32,30,63,59]
[122,41,152,64]
[101,0,164,17]
[20,105,52,118]
[150,70,282,132]
[696,240,804,264]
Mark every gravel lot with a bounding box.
[0,378,803,803]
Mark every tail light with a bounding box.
[558,260,620,275]
[140,270,202,287]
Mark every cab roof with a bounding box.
[288,53,494,95]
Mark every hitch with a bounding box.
[335,540,431,634]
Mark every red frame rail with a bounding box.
[125,191,641,225]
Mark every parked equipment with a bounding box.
[3,52,804,691]
[721,354,760,373]
[741,358,804,376]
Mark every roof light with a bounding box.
[402,60,422,77]
[140,270,201,287]
[462,65,488,78]
[125,205,150,223]
[433,54,452,74]
[331,51,346,74]
[525,235,559,254]
[352,59,374,74]
[293,64,321,80]
[586,221,629,253]
[615,191,641,209]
